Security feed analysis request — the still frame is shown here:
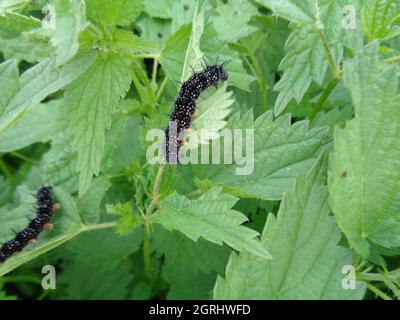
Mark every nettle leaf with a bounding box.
[0,99,62,152]
[86,0,144,27]
[153,226,230,276]
[214,156,367,300]
[0,53,96,135]
[194,111,330,200]
[144,0,175,19]
[64,228,142,273]
[0,59,19,115]
[65,53,131,195]
[160,3,233,145]
[150,188,272,259]
[256,0,317,23]
[112,29,160,56]
[0,12,54,63]
[0,186,82,277]
[363,0,400,41]
[201,25,256,92]
[41,106,127,194]
[329,42,400,257]
[59,260,134,299]
[189,83,234,142]
[58,228,141,299]
[106,203,144,235]
[48,0,88,66]
[258,0,344,115]
[311,106,353,133]
[212,0,258,43]
[159,23,191,84]
[0,0,30,13]
[77,176,111,224]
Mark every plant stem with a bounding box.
[0,158,14,188]
[131,53,160,60]
[143,221,153,283]
[357,269,400,283]
[316,27,342,80]
[309,77,339,121]
[0,275,42,285]
[81,222,116,232]
[384,55,400,64]
[152,58,159,83]
[10,151,36,163]
[142,162,166,284]
[244,53,268,112]
[367,283,392,300]
[156,76,169,102]
[146,163,165,216]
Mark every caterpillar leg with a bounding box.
[52,203,61,213]
[43,223,54,230]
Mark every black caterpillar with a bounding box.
[163,61,229,163]
[0,186,59,264]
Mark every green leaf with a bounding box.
[112,29,160,56]
[195,111,329,200]
[86,0,144,27]
[0,99,62,152]
[256,0,317,23]
[65,53,131,195]
[78,176,111,224]
[258,1,344,115]
[48,0,88,66]
[0,0,30,13]
[0,59,19,115]
[160,23,192,84]
[59,260,134,299]
[150,188,272,259]
[153,226,230,276]
[0,12,53,63]
[200,25,256,91]
[212,0,258,43]
[64,228,142,273]
[329,42,400,257]
[189,83,234,142]
[214,155,367,299]
[40,105,127,194]
[58,228,141,299]
[106,203,144,235]
[144,0,175,19]
[310,106,353,133]
[363,0,400,41]
[0,53,97,135]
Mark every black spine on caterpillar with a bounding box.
[0,186,56,264]
[163,63,229,163]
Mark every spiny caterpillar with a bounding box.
[163,61,229,163]
[0,186,60,264]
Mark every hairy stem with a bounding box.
[309,77,339,120]
[316,27,342,80]
[244,53,268,112]
[143,221,153,283]
[156,76,169,102]
[367,283,392,300]
[146,163,165,216]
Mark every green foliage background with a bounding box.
[0,0,399,300]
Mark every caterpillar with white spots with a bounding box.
[163,61,229,163]
[0,186,60,264]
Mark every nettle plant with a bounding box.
[0,0,399,300]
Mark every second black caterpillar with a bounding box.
[164,62,229,163]
[0,186,58,264]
